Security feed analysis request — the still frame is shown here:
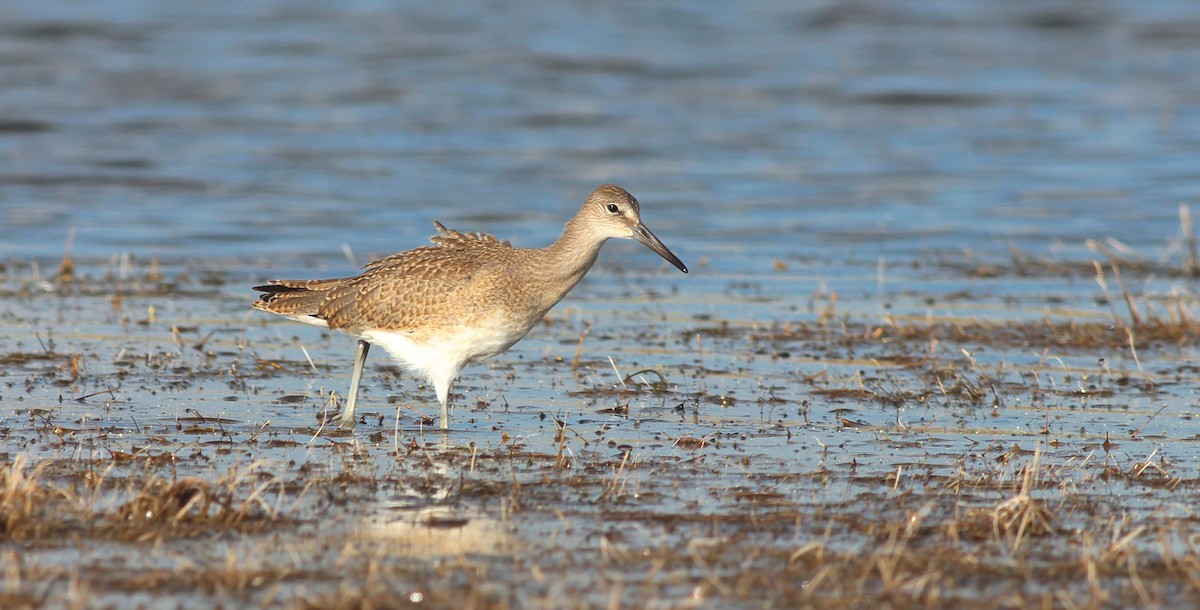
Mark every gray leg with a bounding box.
[339,340,370,430]
[439,395,449,430]
[433,378,452,431]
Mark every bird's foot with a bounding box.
[320,410,359,430]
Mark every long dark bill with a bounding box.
[631,223,688,273]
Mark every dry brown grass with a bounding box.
[4,435,1200,609]
[0,456,291,544]
[0,455,58,540]
[0,552,88,610]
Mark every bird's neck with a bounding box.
[536,219,606,297]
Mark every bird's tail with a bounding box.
[252,279,344,326]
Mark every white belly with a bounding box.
[358,315,529,401]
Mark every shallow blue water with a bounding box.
[2,0,1199,273]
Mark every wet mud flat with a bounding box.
[0,248,1198,609]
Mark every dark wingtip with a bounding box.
[252,281,299,302]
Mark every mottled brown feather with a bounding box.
[254,220,535,334]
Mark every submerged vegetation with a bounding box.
[0,222,1198,609]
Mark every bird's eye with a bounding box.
[606,203,620,214]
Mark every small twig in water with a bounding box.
[571,322,592,371]
[1125,327,1148,382]
[624,369,666,389]
[74,386,120,402]
[608,356,626,389]
[1110,263,1141,327]
[192,327,219,351]
[1131,404,1169,438]
[308,393,335,444]
[300,345,318,374]
[1092,261,1123,327]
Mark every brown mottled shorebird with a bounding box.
[253,184,687,430]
